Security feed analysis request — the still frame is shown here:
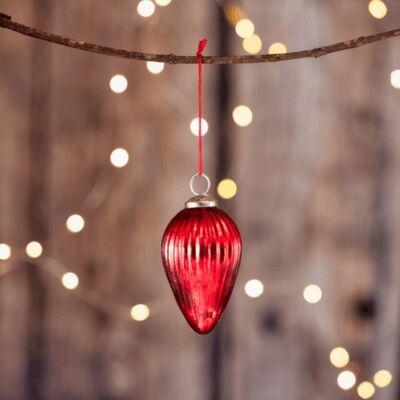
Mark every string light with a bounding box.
[373,370,392,388]
[130,304,150,321]
[235,19,255,39]
[303,284,322,303]
[337,371,356,390]
[190,117,208,136]
[232,105,253,127]
[329,347,350,368]
[0,244,11,260]
[0,254,140,322]
[243,34,262,54]
[217,179,237,199]
[66,214,85,233]
[61,272,79,290]
[268,42,287,54]
[25,241,43,258]
[146,61,165,74]
[357,382,375,399]
[368,0,387,19]
[110,148,129,168]
[109,74,128,94]
[244,279,264,298]
[155,0,171,5]
[137,0,156,17]
[390,70,400,89]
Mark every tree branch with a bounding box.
[0,12,399,65]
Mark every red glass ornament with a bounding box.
[161,196,242,334]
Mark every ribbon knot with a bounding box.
[196,38,207,58]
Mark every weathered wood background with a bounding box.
[0,1,399,399]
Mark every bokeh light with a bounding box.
[224,5,245,26]
[155,0,171,5]
[190,117,208,136]
[235,19,255,38]
[390,70,400,89]
[137,0,156,17]
[233,105,253,127]
[373,370,392,388]
[0,243,11,260]
[268,42,287,54]
[146,61,165,74]
[368,0,387,19]
[217,179,238,199]
[244,279,264,298]
[303,284,322,303]
[243,34,262,54]
[110,148,129,168]
[130,304,150,321]
[25,241,43,258]
[62,272,79,290]
[109,74,128,94]
[357,382,375,399]
[66,214,85,233]
[329,347,350,368]
[337,371,356,390]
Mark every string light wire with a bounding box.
[0,255,165,322]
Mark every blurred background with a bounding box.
[0,0,399,399]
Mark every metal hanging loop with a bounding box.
[189,173,211,196]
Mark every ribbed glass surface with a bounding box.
[161,207,242,334]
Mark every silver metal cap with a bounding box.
[185,194,218,209]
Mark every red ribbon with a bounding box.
[196,38,207,176]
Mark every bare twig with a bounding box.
[0,12,399,64]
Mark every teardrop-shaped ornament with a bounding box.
[161,178,242,334]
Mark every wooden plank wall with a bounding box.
[0,1,399,400]
[229,1,400,400]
